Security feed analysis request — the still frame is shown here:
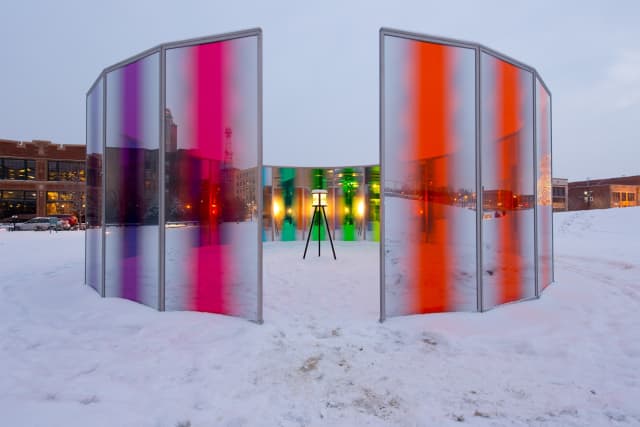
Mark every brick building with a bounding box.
[0,138,86,221]
[568,175,640,211]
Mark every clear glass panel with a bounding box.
[105,53,160,308]
[86,78,103,294]
[480,52,535,309]
[164,36,259,320]
[383,35,477,316]
[536,79,552,292]
[262,166,273,241]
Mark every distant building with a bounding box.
[0,138,85,221]
[552,178,568,212]
[568,176,640,211]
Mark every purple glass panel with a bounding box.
[105,52,160,308]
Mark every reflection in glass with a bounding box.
[164,36,259,320]
[86,78,103,294]
[383,35,477,316]
[104,52,160,308]
[536,80,552,291]
[480,53,535,309]
[261,166,378,243]
[366,166,380,242]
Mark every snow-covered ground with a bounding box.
[1,207,639,426]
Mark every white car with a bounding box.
[14,217,60,231]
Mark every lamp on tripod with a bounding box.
[303,189,336,259]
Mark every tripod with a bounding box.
[303,203,336,260]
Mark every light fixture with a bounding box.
[303,190,336,260]
[312,189,327,207]
[356,199,365,219]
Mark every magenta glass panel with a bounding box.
[536,79,552,291]
[85,78,103,294]
[105,52,160,309]
[164,35,260,320]
[480,52,535,310]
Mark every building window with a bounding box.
[612,192,621,203]
[47,161,85,182]
[0,158,36,180]
[0,190,37,219]
[629,193,636,202]
[46,191,84,215]
[552,186,565,197]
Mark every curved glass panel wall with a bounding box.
[381,28,552,319]
[86,29,262,322]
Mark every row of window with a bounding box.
[0,158,85,182]
[0,190,37,219]
[48,161,85,182]
[0,158,36,180]
[552,186,566,197]
[45,191,84,214]
[0,190,84,220]
[612,191,637,202]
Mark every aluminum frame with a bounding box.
[533,72,539,298]
[379,27,552,320]
[379,28,386,322]
[101,74,107,298]
[86,28,263,322]
[159,45,166,312]
[475,45,483,312]
[257,29,264,324]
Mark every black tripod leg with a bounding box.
[303,208,317,259]
[318,206,321,257]
[322,206,337,260]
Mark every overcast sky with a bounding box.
[1,0,638,181]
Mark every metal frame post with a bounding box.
[159,46,166,311]
[379,29,386,322]
[475,46,483,312]
[533,74,539,298]
[101,74,107,298]
[257,29,263,323]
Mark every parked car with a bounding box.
[14,216,61,231]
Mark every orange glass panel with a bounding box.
[383,35,477,316]
[480,53,535,309]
